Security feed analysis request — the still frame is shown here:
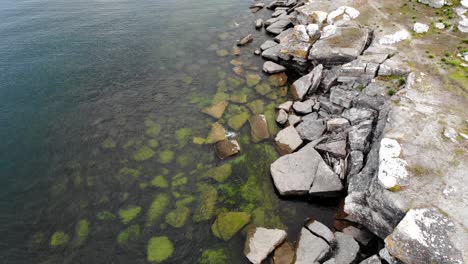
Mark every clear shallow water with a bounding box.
[0,0,338,263]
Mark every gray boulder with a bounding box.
[274,27,293,42]
[359,255,381,264]
[309,161,343,195]
[266,18,292,35]
[332,232,360,264]
[315,140,347,158]
[295,228,330,264]
[261,44,282,61]
[378,57,410,76]
[244,227,287,264]
[342,108,376,125]
[348,120,373,152]
[320,66,340,93]
[215,140,240,159]
[288,114,301,126]
[293,100,315,114]
[260,40,278,51]
[330,86,360,108]
[275,125,303,154]
[296,119,326,141]
[320,100,344,115]
[238,34,253,46]
[353,81,388,111]
[255,19,264,29]
[327,118,350,132]
[342,226,373,246]
[263,61,287,74]
[277,101,293,111]
[347,150,364,178]
[291,65,323,100]
[276,109,288,125]
[305,219,335,244]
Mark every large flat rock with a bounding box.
[295,228,330,264]
[244,227,287,264]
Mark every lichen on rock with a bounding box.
[146,193,170,227]
[147,236,174,263]
[118,205,142,224]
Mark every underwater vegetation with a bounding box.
[147,236,174,262]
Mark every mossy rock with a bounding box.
[265,103,280,135]
[50,232,69,247]
[193,137,206,144]
[151,175,169,188]
[246,73,262,87]
[148,139,159,148]
[211,212,251,241]
[102,138,117,149]
[212,92,230,104]
[146,194,170,227]
[200,163,232,183]
[268,72,288,86]
[147,236,174,263]
[97,211,116,221]
[119,167,141,177]
[175,128,193,147]
[133,146,155,161]
[193,184,218,223]
[226,76,245,88]
[176,154,192,168]
[240,175,262,203]
[74,219,89,247]
[202,101,229,119]
[171,173,188,188]
[146,124,162,137]
[165,206,190,228]
[175,195,195,207]
[255,82,272,96]
[199,248,227,264]
[247,100,265,115]
[227,112,249,131]
[252,207,286,229]
[158,150,175,164]
[117,224,140,247]
[206,123,227,144]
[229,92,248,104]
[119,205,142,224]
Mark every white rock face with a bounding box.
[244,227,287,264]
[413,22,429,33]
[306,24,320,38]
[379,30,410,45]
[462,0,468,8]
[275,126,303,153]
[458,17,468,33]
[295,228,330,264]
[294,25,310,42]
[321,25,337,39]
[277,101,293,111]
[327,6,360,24]
[418,0,445,8]
[435,22,445,29]
[378,138,409,189]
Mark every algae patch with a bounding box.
[147,236,174,263]
[211,212,251,241]
[118,206,142,224]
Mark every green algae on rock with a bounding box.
[171,172,188,188]
[175,128,193,147]
[246,73,262,87]
[200,163,232,183]
[175,195,195,207]
[119,167,141,178]
[229,92,248,104]
[202,101,229,119]
[193,183,218,223]
[151,175,169,188]
[97,210,116,221]
[199,248,228,264]
[133,146,155,161]
[255,82,272,96]
[147,236,174,263]
[247,99,265,115]
[74,219,89,247]
[148,139,159,148]
[146,193,170,227]
[158,150,175,164]
[102,137,117,149]
[211,212,251,241]
[117,224,140,247]
[165,206,190,228]
[227,112,249,131]
[193,137,206,144]
[205,122,227,144]
[50,231,69,247]
[118,205,142,224]
[145,123,162,137]
[176,154,193,168]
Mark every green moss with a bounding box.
[171,173,188,188]
[119,167,141,177]
[102,138,117,149]
[146,125,162,137]
[175,128,192,147]
[206,122,227,144]
[212,92,230,104]
[158,150,175,164]
[199,248,227,264]
[247,100,265,115]
[193,184,218,223]
[252,207,285,229]
[176,154,192,168]
[230,92,248,104]
[97,211,116,221]
[148,139,159,148]
[147,236,174,263]
[211,212,251,241]
[265,103,280,135]
[175,195,195,207]
[246,73,261,87]
[151,175,169,188]
[389,185,401,192]
[193,137,206,144]
[226,76,245,88]
[74,219,89,247]
[117,224,140,247]
[146,193,170,227]
[227,112,249,130]
[240,175,262,203]
[200,163,232,183]
[255,83,272,96]
[50,232,69,247]
[133,146,155,161]
[119,206,142,224]
[165,206,190,228]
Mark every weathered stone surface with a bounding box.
[273,240,295,264]
[418,0,444,8]
[327,118,350,132]
[378,57,410,76]
[260,40,278,51]
[302,112,318,122]
[342,226,373,246]
[305,219,335,244]
[276,109,288,125]
[272,9,286,18]
[347,150,364,177]
[288,114,301,126]
[271,143,333,195]
[295,228,330,264]
[342,108,376,125]
[244,227,287,264]
[215,140,240,159]
[309,25,371,66]
[309,161,343,195]
[296,119,326,141]
[379,248,401,264]
[267,0,296,9]
[238,34,253,46]
[263,61,287,74]
[249,115,270,143]
[262,44,282,61]
[348,120,373,152]
[378,138,409,190]
[291,71,315,100]
[359,255,381,264]
[327,6,360,25]
[324,258,337,264]
[320,100,344,115]
[202,101,228,119]
[277,101,293,111]
[277,28,312,61]
[255,19,264,29]
[295,4,328,25]
[330,86,360,108]
[320,67,340,92]
[266,18,292,35]
[274,28,293,42]
[385,208,464,264]
[353,81,388,111]
[292,99,315,114]
[332,232,360,264]
[315,140,347,158]
[275,126,303,154]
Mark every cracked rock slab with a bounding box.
[295,228,330,264]
[244,227,287,264]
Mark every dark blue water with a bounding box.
[0,0,338,263]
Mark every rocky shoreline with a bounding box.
[235,0,467,263]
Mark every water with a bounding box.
[0,0,339,263]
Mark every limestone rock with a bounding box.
[202,101,228,119]
[295,4,328,25]
[309,160,343,195]
[327,118,350,132]
[290,65,323,100]
[238,34,253,46]
[277,29,312,61]
[292,99,315,115]
[330,86,360,108]
[377,138,409,190]
[385,208,464,264]
[418,0,444,8]
[359,255,381,264]
[275,126,303,154]
[342,226,373,246]
[262,44,282,61]
[305,219,335,244]
[263,61,287,74]
[249,115,270,143]
[413,22,429,33]
[277,101,293,111]
[295,228,330,264]
[273,240,295,264]
[244,227,287,264]
[206,122,227,144]
[347,150,364,177]
[260,40,278,51]
[332,232,360,264]
[342,108,376,125]
[296,119,326,141]
[320,66,340,93]
[255,19,264,29]
[266,18,292,35]
[378,57,410,76]
[276,109,288,125]
[288,114,301,126]
[315,140,347,158]
[215,140,240,159]
[348,120,373,152]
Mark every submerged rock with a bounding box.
[199,248,227,264]
[119,205,142,224]
[146,194,170,227]
[275,126,303,154]
[165,206,190,228]
[50,231,70,247]
[215,139,241,159]
[200,163,232,183]
[147,236,174,263]
[244,227,287,264]
[211,212,251,241]
[273,240,295,264]
[74,219,89,247]
[206,122,227,144]
[193,184,218,223]
[202,101,229,119]
[117,224,140,247]
[238,34,254,46]
[133,146,155,161]
[246,73,262,87]
[249,115,270,143]
[295,228,330,264]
